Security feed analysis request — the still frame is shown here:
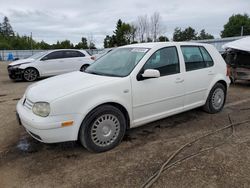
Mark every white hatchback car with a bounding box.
[8,49,94,81]
[17,42,230,152]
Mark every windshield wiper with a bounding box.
[85,71,105,76]
[85,70,121,77]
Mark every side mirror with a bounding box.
[140,69,160,80]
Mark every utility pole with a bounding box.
[241,26,244,36]
[30,32,33,51]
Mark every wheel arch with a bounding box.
[80,64,90,71]
[216,80,228,92]
[205,75,229,100]
[77,102,131,140]
[23,66,40,77]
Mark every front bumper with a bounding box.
[7,66,24,80]
[16,99,83,143]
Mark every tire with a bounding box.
[203,83,226,114]
[23,68,39,82]
[79,105,126,152]
[80,64,89,72]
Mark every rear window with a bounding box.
[64,51,85,58]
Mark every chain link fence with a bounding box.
[0,49,101,61]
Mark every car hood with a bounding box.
[26,71,120,103]
[9,58,35,66]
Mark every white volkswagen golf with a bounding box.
[17,42,230,152]
[8,49,94,81]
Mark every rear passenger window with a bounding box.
[143,47,180,76]
[64,51,85,58]
[181,46,214,71]
[43,51,64,60]
[200,47,214,67]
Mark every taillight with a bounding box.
[226,64,230,76]
[91,56,95,60]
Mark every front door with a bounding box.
[131,46,185,126]
[39,51,66,76]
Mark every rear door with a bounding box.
[180,45,215,109]
[63,50,93,72]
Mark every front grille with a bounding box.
[23,98,34,110]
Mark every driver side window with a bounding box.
[143,47,180,76]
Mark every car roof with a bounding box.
[119,42,212,49]
[47,49,89,55]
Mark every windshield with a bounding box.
[86,48,149,77]
[29,51,47,60]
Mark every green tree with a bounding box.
[221,14,250,37]
[173,27,197,41]
[104,35,117,48]
[103,19,137,47]
[114,19,133,46]
[37,40,51,49]
[88,42,96,49]
[1,16,14,37]
[0,23,2,34]
[75,37,88,49]
[197,29,214,40]
[158,36,169,42]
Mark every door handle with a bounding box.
[175,78,184,83]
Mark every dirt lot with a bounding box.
[0,61,250,188]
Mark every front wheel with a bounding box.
[79,105,126,152]
[23,68,39,82]
[203,83,226,114]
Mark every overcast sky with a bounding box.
[0,0,249,48]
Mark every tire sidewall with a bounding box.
[208,83,226,113]
[23,68,39,82]
[79,105,126,152]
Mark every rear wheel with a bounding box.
[23,68,39,82]
[80,64,89,72]
[79,105,126,152]
[203,83,226,114]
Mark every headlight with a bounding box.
[32,102,50,117]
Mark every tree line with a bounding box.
[104,13,250,48]
[0,16,96,50]
[1,13,250,50]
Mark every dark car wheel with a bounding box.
[203,83,226,114]
[80,64,89,72]
[23,68,39,82]
[79,105,126,152]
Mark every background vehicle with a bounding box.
[92,48,114,60]
[17,42,230,152]
[222,37,250,83]
[7,49,94,81]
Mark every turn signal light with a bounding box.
[61,121,74,127]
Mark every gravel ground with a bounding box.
[0,61,250,188]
